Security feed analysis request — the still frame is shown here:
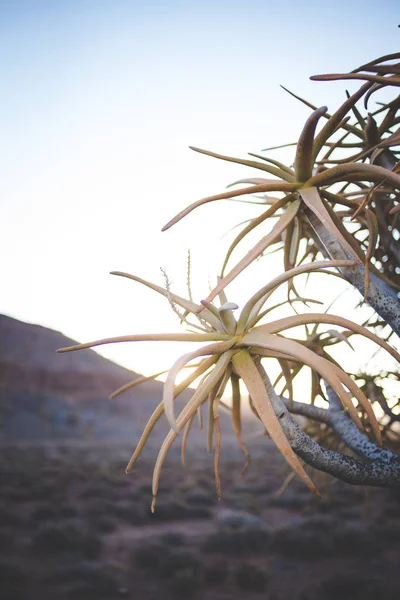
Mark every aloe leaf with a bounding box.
[221,197,288,276]
[200,199,301,306]
[323,329,354,351]
[354,53,400,71]
[240,331,363,429]
[231,373,251,473]
[368,64,400,74]
[295,106,327,182]
[190,146,292,180]
[218,297,238,335]
[311,73,400,86]
[281,85,363,140]
[125,356,217,474]
[289,216,302,266]
[308,161,400,190]
[110,270,221,330]
[247,152,295,180]
[251,297,323,328]
[181,414,195,468]
[278,359,294,407]
[211,365,232,458]
[174,355,219,397]
[110,370,168,399]
[163,338,238,432]
[377,129,400,149]
[151,351,235,510]
[236,259,356,334]
[207,390,215,454]
[227,177,272,187]
[233,350,319,495]
[161,180,298,231]
[312,82,372,160]
[57,331,230,354]
[125,402,165,474]
[261,141,297,151]
[345,89,365,128]
[199,299,224,323]
[253,313,400,364]
[299,187,361,260]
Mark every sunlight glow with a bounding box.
[1,0,399,379]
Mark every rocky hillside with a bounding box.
[0,314,169,441]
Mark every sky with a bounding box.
[1,0,399,378]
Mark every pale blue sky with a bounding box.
[1,0,399,375]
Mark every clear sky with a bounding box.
[1,0,399,377]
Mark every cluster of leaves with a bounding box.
[58,52,400,503]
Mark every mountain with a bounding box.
[0,314,170,441]
[0,314,256,453]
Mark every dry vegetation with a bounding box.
[1,444,399,600]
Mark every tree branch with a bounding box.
[305,209,400,337]
[282,386,399,464]
[254,358,400,488]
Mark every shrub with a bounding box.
[234,563,269,592]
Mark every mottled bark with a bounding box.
[305,209,400,337]
[254,359,400,488]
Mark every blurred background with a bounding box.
[1,2,400,599]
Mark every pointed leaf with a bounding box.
[231,373,251,473]
[247,152,295,180]
[312,82,372,160]
[300,187,361,260]
[125,356,217,473]
[233,350,319,495]
[241,331,363,429]
[151,351,235,508]
[163,338,238,431]
[181,414,195,468]
[253,313,400,364]
[200,200,301,307]
[161,181,299,231]
[110,370,167,399]
[311,73,400,86]
[110,270,221,330]
[221,197,288,276]
[237,259,356,334]
[295,106,327,181]
[190,146,292,180]
[57,331,229,354]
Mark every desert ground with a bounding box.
[1,441,399,600]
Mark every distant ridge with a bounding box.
[0,314,167,440]
[0,314,252,450]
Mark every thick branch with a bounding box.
[254,359,400,488]
[306,208,400,337]
[281,389,398,465]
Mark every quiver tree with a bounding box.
[58,51,400,507]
